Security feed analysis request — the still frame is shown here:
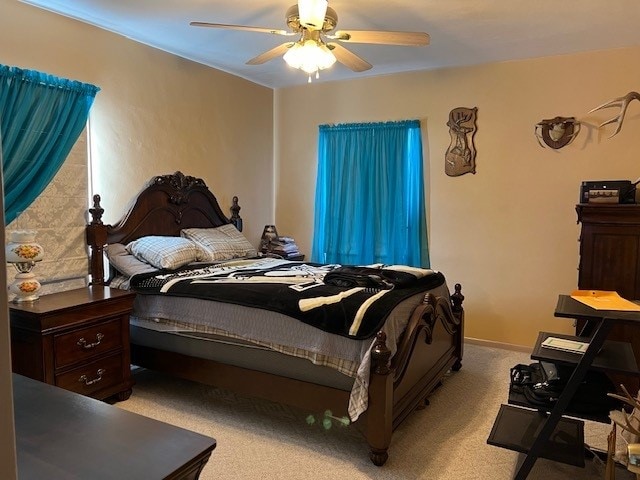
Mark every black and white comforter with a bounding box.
[130,258,445,339]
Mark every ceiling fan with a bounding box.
[190,0,430,81]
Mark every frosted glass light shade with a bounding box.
[283,40,336,75]
[298,0,328,30]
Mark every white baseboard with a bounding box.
[465,336,531,353]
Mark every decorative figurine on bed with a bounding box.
[259,224,278,253]
[229,195,243,231]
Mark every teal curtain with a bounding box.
[312,119,429,267]
[0,65,100,225]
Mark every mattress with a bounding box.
[127,280,451,420]
[130,317,355,391]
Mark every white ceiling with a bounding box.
[20,0,640,89]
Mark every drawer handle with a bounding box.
[77,333,104,349]
[78,368,106,386]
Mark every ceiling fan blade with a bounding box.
[327,43,372,72]
[246,42,295,65]
[190,21,294,36]
[329,30,430,46]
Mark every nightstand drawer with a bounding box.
[55,353,124,397]
[54,318,122,369]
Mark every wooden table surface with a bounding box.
[13,374,216,479]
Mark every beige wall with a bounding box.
[0,0,275,246]
[275,46,640,348]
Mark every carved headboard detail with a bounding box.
[86,171,241,285]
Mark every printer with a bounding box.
[580,180,636,204]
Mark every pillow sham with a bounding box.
[181,224,257,262]
[126,236,202,270]
[105,243,158,277]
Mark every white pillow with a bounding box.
[126,236,202,270]
[105,243,158,277]
[181,224,257,262]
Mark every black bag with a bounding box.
[323,266,395,289]
[510,361,619,414]
[323,266,422,289]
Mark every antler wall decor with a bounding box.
[589,91,640,138]
[534,116,581,149]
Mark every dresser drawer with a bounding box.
[54,318,122,368]
[55,353,124,396]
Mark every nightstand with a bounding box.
[10,286,136,401]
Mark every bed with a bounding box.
[85,171,465,466]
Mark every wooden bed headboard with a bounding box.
[86,171,241,285]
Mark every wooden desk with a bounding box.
[488,295,640,480]
[13,374,216,479]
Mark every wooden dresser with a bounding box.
[14,373,215,480]
[576,203,640,390]
[10,286,136,401]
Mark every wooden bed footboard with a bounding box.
[126,285,464,467]
[360,284,464,466]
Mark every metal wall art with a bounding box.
[445,107,478,177]
[535,116,581,149]
[589,91,640,138]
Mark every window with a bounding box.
[0,66,99,294]
[5,131,90,294]
[311,119,429,267]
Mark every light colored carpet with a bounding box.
[116,344,634,479]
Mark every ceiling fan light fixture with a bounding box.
[283,39,336,78]
[191,2,427,81]
[317,44,336,69]
[298,0,328,30]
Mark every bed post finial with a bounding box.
[86,194,107,286]
[230,196,243,232]
[450,283,464,314]
[90,194,104,225]
[370,331,391,375]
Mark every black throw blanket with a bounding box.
[130,260,446,339]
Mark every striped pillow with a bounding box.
[181,225,256,262]
[126,236,201,270]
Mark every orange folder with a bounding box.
[570,290,640,311]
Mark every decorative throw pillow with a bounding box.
[126,236,202,270]
[105,243,158,277]
[181,224,257,262]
